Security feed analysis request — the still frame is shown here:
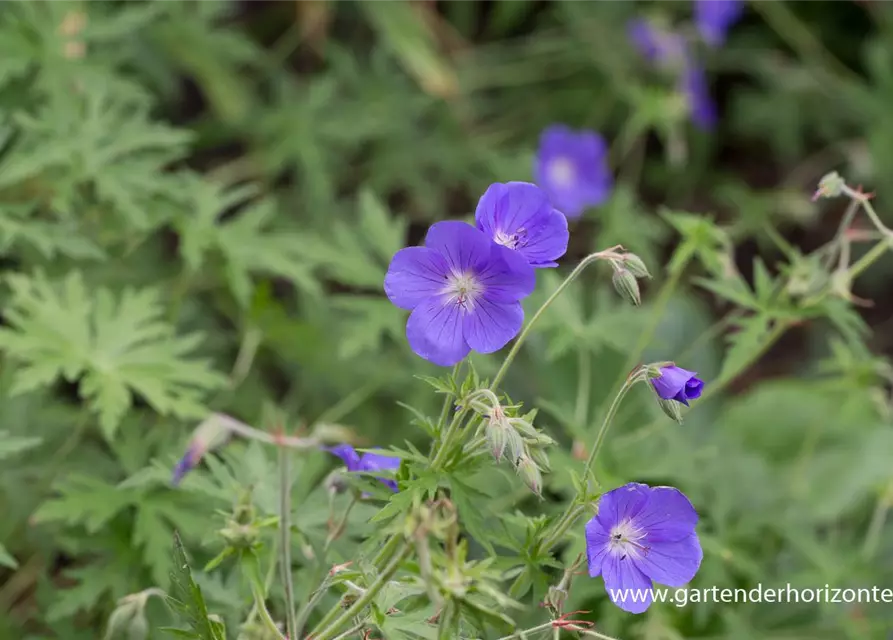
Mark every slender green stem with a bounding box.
[573,349,591,431]
[331,622,366,640]
[324,496,358,552]
[539,504,587,554]
[249,579,287,640]
[278,447,298,640]
[581,375,640,482]
[430,405,471,470]
[539,376,640,554]
[294,578,331,639]
[623,263,685,374]
[849,238,892,280]
[862,480,893,559]
[842,185,893,238]
[490,251,615,391]
[310,542,411,640]
[244,535,281,627]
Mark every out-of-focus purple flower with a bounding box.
[326,444,401,492]
[627,19,687,66]
[650,365,704,406]
[695,0,744,47]
[170,416,231,486]
[474,182,568,268]
[585,482,702,613]
[171,443,204,486]
[384,220,535,366]
[533,126,613,219]
[679,63,717,130]
[628,19,717,130]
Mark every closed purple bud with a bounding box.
[650,365,704,407]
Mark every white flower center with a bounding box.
[608,519,649,560]
[548,157,576,188]
[493,227,529,250]
[443,271,483,310]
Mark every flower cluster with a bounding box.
[628,0,743,130]
[385,181,568,366]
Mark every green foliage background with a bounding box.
[2,0,893,638]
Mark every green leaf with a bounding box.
[175,178,319,305]
[449,476,496,555]
[0,543,17,569]
[0,271,227,439]
[32,474,131,532]
[0,86,191,229]
[331,296,404,359]
[301,190,407,289]
[718,316,771,384]
[0,430,42,460]
[165,532,226,640]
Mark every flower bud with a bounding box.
[324,470,350,495]
[220,521,259,549]
[528,447,551,473]
[812,171,845,201]
[127,611,148,640]
[105,600,139,640]
[612,268,641,306]
[505,427,525,464]
[623,253,651,279]
[516,455,543,497]
[486,417,508,462]
[656,397,684,424]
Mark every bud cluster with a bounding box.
[466,390,554,497]
[608,251,652,306]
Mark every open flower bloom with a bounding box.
[650,365,704,406]
[384,221,535,366]
[586,482,703,613]
[695,0,744,47]
[474,182,568,268]
[326,444,401,492]
[533,125,613,219]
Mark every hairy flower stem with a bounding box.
[278,447,298,640]
[494,622,620,640]
[539,375,640,553]
[310,541,411,640]
[490,249,623,391]
[848,237,893,280]
[429,405,472,470]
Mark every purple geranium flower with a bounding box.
[650,365,704,406]
[586,482,703,614]
[533,126,613,219]
[695,0,744,47]
[384,220,535,366]
[474,182,568,268]
[326,444,401,492]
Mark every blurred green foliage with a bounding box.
[1,0,893,639]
